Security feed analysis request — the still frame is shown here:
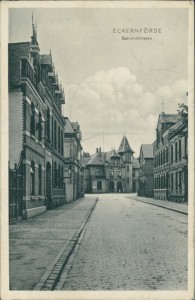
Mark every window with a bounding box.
[53,162,57,188]
[30,161,35,195]
[179,171,182,192]
[38,164,42,195]
[171,145,173,163]
[61,130,63,155]
[175,142,178,162]
[179,139,182,161]
[58,127,61,153]
[184,135,188,158]
[97,181,102,190]
[54,120,57,149]
[117,169,122,178]
[95,168,100,176]
[58,164,60,188]
[110,168,113,177]
[47,108,50,140]
[171,173,173,190]
[61,166,64,189]
[38,112,42,141]
[176,172,178,192]
[166,148,168,163]
[127,177,129,183]
[30,102,35,136]
[127,165,129,172]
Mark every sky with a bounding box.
[9,7,188,156]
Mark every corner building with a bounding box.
[83,136,135,193]
[9,26,65,221]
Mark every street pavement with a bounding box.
[9,195,98,290]
[59,193,188,290]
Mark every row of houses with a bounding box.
[82,109,188,204]
[9,24,83,222]
[138,111,188,203]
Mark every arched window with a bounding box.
[30,102,35,136]
[53,161,57,188]
[38,164,42,195]
[30,161,35,195]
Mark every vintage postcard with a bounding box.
[0,1,194,300]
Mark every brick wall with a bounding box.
[9,42,30,87]
[9,90,23,168]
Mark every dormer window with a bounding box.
[95,168,100,176]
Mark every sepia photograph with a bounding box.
[0,1,194,300]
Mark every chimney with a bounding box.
[96,148,98,153]
[99,147,101,156]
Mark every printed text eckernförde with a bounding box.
[113,28,162,34]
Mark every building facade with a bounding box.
[83,136,136,194]
[64,118,84,202]
[153,112,188,202]
[9,25,66,221]
[138,144,154,197]
[132,158,140,193]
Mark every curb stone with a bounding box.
[127,197,188,215]
[33,197,98,291]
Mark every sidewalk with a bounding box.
[9,195,98,290]
[127,194,188,215]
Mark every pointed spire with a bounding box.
[117,136,134,154]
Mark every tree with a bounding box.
[177,103,188,128]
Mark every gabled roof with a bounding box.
[108,149,121,160]
[140,144,153,159]
[117,136,134,154]
[159,113,178,124]
[87,152,105,166]
[64,117,75,134]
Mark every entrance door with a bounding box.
[109,181,114,193]
[117,181,122,193]
[46,162,52,210]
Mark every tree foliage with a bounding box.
[177,103,188,126]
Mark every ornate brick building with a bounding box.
[64,118,84,202]
[153,111,188,202]
[138,144,154,197]
[83,136,137,194]
[9,23,65,221]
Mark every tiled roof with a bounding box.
[110,149,121,158]
[87,152,105,166]
[159,113,178,123]
[117,136,134,154]
[41,54,52,65]
[64,117,74,134]
[141,144,153,158]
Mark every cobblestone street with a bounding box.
[59,194,188,290]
